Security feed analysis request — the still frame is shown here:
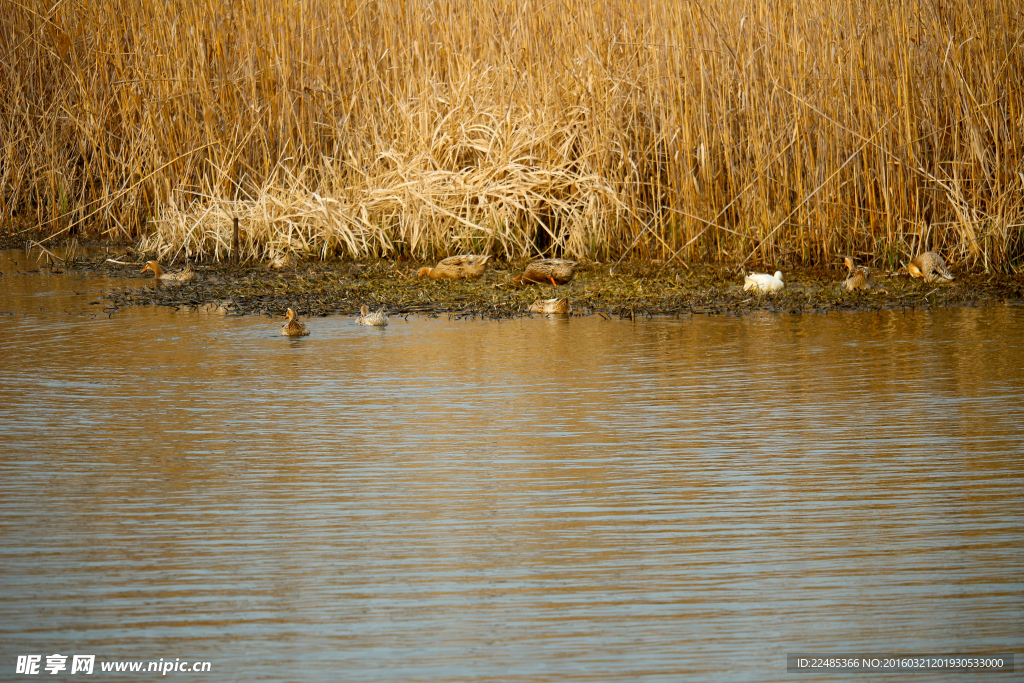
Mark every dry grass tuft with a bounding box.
[140,71,622,263]
[2,0,1022,269]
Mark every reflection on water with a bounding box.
[1,250,1022,681]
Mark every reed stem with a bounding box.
[1,0,1020,269]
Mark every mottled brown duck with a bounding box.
[417,254,491,280]
[140,261,196,282]
[280,308,310,336]
[268,253,294,270]
[528,298,571,315]
[842,256,874,292]
[513,259,579,286]
[908,252,954,283]
[357,305,389,327]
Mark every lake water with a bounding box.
[1,250,1022,681]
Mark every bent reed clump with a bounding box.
[2,0,1022,270]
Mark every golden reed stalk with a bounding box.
[1,0,1021,269]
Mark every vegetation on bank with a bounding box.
[2,0,1022,270]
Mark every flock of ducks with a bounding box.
[415,255,580,285]
[280,304,391,336]
[276,257,580,335]
[281,257,579,336]
[139,251,955,336]
[741,250,954,294]
[279,305,390,335]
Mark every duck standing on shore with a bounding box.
[908,252,954,282]
[513,259,579,286]
[141,261,195,282]
[357,305,389,327]
[268,253,293,270]
[743,270,785,293]
[842,255,874,292]
[417,254,491,280]
[280,308,310,336]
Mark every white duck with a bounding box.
[743,270,785,293]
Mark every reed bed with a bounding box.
[2,0,1022,269]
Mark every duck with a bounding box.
[357,305,389,327]
[528,298,571,315]
[280,308,310,336]
[513,259,579,286]
[842,255,874,292]
[743,270,784,293]
[417,254,491,280]
[908,251,954,282]
[268,253,293,270]
[140,261,196,282]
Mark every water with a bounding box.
[1,250,1022,681]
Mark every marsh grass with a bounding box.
[2,0,1022,269]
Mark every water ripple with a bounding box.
[1,253,1022,681]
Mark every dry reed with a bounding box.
[1,0,1022,269]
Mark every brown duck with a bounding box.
[528,298,571,315]
[140,261,195,282]
[842,255,874,292]
[907,252,954,283]
[280,308,310,336]
[417,254,491,280]
[513,259,579,286]
[357,305,389,327]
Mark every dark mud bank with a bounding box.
[83,254,1024,320]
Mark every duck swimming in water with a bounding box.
[140,261,196,282]
[280,308,310,336]
[842,255,874,292]
[513,259,579,286]
[417,254,491,280]
[908,251,954,282]
[357,305,389,327]
[528,298,571,315]
[743,270,784,293]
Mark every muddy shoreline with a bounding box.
[3,236,1018,319]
